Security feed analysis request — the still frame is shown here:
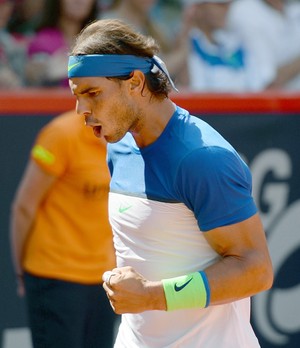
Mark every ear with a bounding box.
[128,70,146,94]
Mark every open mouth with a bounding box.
[92,126,102,138]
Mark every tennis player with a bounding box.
[68,19,273,348]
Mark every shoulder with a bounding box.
[180,145,246,178]
[169,109,245,175]
[46,111,76,127]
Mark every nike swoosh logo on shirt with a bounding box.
[174,277,193,292]
[118,205,132,213]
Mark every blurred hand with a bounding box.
[16,275,25,297]
[25,56,48,86]
[46,49,68,81]
[26,49,68,86]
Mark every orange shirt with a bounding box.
[23,111,115,284]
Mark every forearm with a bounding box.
[103,214,274,314]
[152,259,271,313]
[10,161,56,277]
[145,280,167,311]
[10,204,35,276]
[155,251,272,312]
[204,252,273,306]
[103,254,273,314]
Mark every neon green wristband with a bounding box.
[162,271,210,311]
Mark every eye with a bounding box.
[88,91,100,97]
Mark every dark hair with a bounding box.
[37,0,98,31]
[71,19,172,98]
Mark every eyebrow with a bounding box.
[75,86,98,96]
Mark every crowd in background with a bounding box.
[1,0,300,92]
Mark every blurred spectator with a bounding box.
[152,0,182,43]
[228,0,300,90]
[25,0,98,87]
[8,0,46,39]
[100,0,173,54]
[10,110,117,348]
[100,0,190,87]
[180,0,272,92]
[153,0,192,87]
[0,0,26,89]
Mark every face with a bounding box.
[69,76,141,143]
[264,0,284,12]
[20,0,46,20]
[127,0,157,14]
[0,0,14,29]
[194,2,231,30]
[61,0,95,22]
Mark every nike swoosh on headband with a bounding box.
[68,62,81,72]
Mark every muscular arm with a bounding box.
[203,213,273,305]
[103,213,273,313]
[10,160,56,295]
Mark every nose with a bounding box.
[76,99,91,117]
[85,117,100,127]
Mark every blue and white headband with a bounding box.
[68,54,178,92]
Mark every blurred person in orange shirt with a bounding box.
[10,110,117,348]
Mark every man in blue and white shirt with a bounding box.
[68,18,273,348]
[184,0,273,92]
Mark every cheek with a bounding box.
[97,90,134,127]
[105,92,128,113]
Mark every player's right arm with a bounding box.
[10,160,56,296]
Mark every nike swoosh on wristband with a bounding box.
[68,62,81,72]
[174,277,193,292]
[118,205,132,213]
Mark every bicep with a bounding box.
[202,214,273,303]
[204,213,269,259]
